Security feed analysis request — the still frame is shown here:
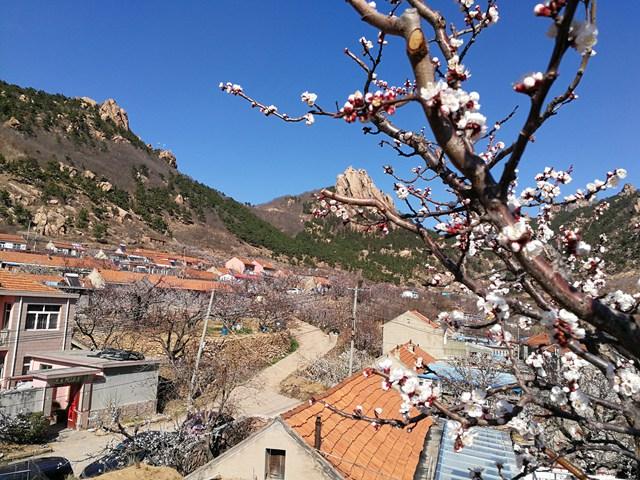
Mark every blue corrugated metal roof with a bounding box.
[434,422,519,480]
[419,361,517,389]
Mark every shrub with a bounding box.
[0,412,50,444]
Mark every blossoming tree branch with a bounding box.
[221,0,640,475]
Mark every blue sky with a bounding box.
[1,1,638,205]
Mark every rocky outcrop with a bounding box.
[111,134,130,144]
[83,170,96,180]
[3,117,21,129]
[335,166,395,210]
[33,207,67,236]
[99,98,129,131]
[159,149,177,169]
[97,181,113,192]
[621,183,637,197]
[175,194,184,205]
[79,96,97,107]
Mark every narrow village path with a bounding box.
[230,320,337,417]
[39,320,335,474]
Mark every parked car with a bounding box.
[0,457,73,480]
[401,290,419,299]
[286,288,302,295]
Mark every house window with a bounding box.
[25,305,61,330]
[265,449,286,480]
[22,357,32,375]
[2,303,12,329]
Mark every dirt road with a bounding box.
[39,321,335,473]
[230,320,336,417]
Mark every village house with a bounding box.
[0,251,111,274]
[207,266,236,282]
[187,371,434,480]
[0,233,28,251]
[0,270,160,430]
[87,268,232,293]
[20,349,160,429]
[45,240,84,257]
[225,257,262,276]
[382,310,492,360]
[0,270,78,389]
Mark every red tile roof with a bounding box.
[525,332,551,347]
[408,310,439,328]
[97,269,231,292]
[0,233,26,243]
[0,270,61,294]
[283,372,433,480]
[0,251,110,270]
[181,268,218,281]
[394,342,437,370]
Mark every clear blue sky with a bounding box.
[1,1,638,205]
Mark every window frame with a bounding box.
[2,303,12,330]
[24,304,61,331]
[265,448,286,480]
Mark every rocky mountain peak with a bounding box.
[99,98,129,131]
[335,166,395,211]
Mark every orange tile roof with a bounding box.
[98,269,231,292]
[283,372,433,480]
[0,233,26,243]
[233,256,255,266]
[525,332,551,347]
[0,251,110,270]
[408,310,439,328]
[182,268,217,281]
[395,342,437,370]
[0,270,61,294]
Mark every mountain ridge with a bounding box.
[1,79,637,283]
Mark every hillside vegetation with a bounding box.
[1,80,637,283]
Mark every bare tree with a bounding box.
[221,1,640,475]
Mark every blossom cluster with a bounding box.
[374,359,441,416]
[513,71,544,95]
[419,63,488,141]
[612,363,640,398]
[459,1,500,27]
[219,82,243,95]
[533,1,567,18]
[340,89,398,123]
[542,308,585,344]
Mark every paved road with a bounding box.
[230,320,337,417]
[39,321,335,473]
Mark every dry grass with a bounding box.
[94,464,182,479]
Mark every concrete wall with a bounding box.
[382,312,491,360]
[0,386,45,416]
[187,420,338,480]
[382,311,448,359]
[90,364,158,413]
[3,296,75,386]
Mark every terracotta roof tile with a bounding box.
[395,342,437,370]
[0,251,110,270]
[0,270,60,293]
[98,269,231,292]
[0,233,26,243]
[283,372,433,480]
[526,332,551,347]
[408,310,439,328]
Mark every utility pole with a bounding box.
[188,287,215,411]
[348,279,362,376]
